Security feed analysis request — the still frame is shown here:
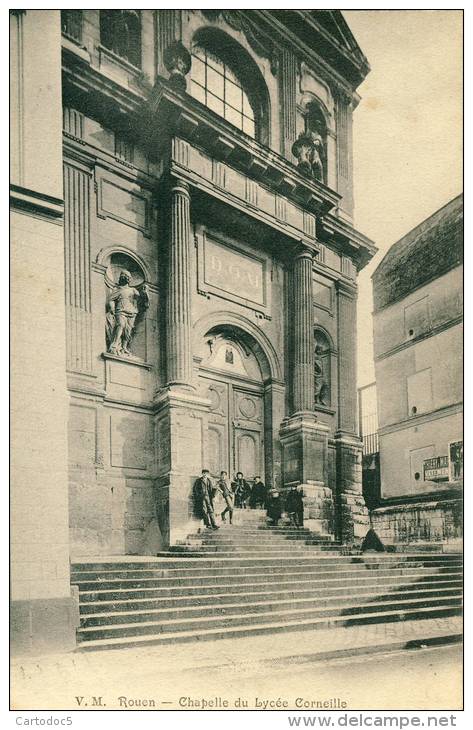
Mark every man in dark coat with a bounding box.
[251,476,267,509]
[232,472,251,508]
[265,487,282,526]
[285,485,300,527]
[193,469,219,529]
[296,486,304,528]
[286,485,304,527]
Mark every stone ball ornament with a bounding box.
[164,41,192,91]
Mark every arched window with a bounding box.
[189,44,256,138]
[100,10,141,68]
[314,330,332,407]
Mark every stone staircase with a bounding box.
[71,508,462,651]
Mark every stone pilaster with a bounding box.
[279,47,297,159]
[334,279,369,543]
[154,388,211,547]
[335,89,354,219]
[292,245,315,415]
[155,10,181,78]
[279,244,334,536]
[63,162,92,374]
[335,436,369,544]
[336,280,358,437]
[166,177,194,389]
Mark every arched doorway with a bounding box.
[197,327,265,481]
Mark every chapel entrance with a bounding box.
[198,330,265,482]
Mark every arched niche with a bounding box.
[103,250,150,361]
[193,311,282,383]
[197,329,264,383]
[314,328,333,408]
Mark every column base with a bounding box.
[280,414,334,536]
[154,387,211,547]
[299,482,335,537]
[335,434,370,544]
[11,593,79,655]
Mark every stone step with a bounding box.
[163,547,343,557]
[181,534,337,544]
[72,510,463,651]
[171,540,339,549]
[79,583,462,618]
[72,565,461,592]
[70,553,461,575]
[78,593,463,639]
[71,560,459,583]
[76,603,462,646]
[77,574,463,604]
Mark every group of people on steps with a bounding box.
[193,469,304,530]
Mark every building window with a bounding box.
[189,45,256,138]
[100,10,141,69]
[61,10,83,43]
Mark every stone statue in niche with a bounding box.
[292,130,325,182]
[314,343,330,407]
[105,270,149,357]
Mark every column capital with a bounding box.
[293,241,318,263]
[170,176,190,198]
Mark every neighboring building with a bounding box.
[10,10,376,652]
[358,382,380,510]
[371,195,463,546]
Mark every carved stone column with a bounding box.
[292,244,315,415]
[156,175,211,547]
[280,243,334,537]
[166,177,194,389]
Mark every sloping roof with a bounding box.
[267,10,370,88]
[372,194,463,312]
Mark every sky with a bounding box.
[342,10,463,387]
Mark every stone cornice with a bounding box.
[318,214,377,271]
[61,45,146,128]
[10,184,64,220]
[253,10,369,93]
[378,401,463,437]
[148,80,341,217]
[62,136,160,190]
[372,489,462,512]
[374,315,463,363]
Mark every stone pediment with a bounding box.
[310,11,362,55]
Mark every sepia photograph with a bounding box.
[9,6,463,716]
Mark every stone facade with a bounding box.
[371,196,463,547]
[11,9,376,652]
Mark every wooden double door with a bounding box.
[201,374,265,481]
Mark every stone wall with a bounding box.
[10,11,78,654]
[371,495,462,547]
